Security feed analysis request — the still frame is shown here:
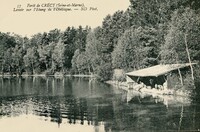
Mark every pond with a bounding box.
[0,77,200,132]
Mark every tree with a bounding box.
[23,47,39,74]
[128,0,200,28]
[85,29,101,73]
[37,42,56,72]
[0,32,17,74]
[100,11,129,54]
[74,26,90,51]
[52,41,66,73]
[62,27,77,69]
[96,63,113,81]
[30,33,43,47]
[112,26,159,71]
[71,49,90,74]
[3,48,13,74]
[161,8,200,64]
[47,29,61,43]
[12,45,24,75]
[71,49,80,74]
[161,8,200,80]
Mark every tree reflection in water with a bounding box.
[0,77,200,131]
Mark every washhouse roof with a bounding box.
[126,63,196,77]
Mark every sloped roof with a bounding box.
[126,63,196,77]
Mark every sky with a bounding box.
[0,0,130,37]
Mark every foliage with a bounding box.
[0,26,90,75]
[85,30,101,73]
[113,69,126,82]
[71,49,89,74]
[96,63,113,81]
[161,8,200,64]
[23,47,39,74]
[52,41,66,72]
[112,26,159,70]
[12,45,24,75]
[0,1,200,82]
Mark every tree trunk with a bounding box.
[176,55,183,86]
[18,59,21,76]
[184,33,194,80]
[51,60,55,73]
[18,67,20,76]
[26,66,28,75]
[9,65,12,76]
[178,68,183,86]
[61,63,64,74]
[31,61,35,74]
[88,65,91,75]
[46,77,49,90]
[91,64,95,73]
[1,61,4,76]
[45,62,48,70]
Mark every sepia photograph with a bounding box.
[0,0,200,131]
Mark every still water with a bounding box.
[0,77,200,132]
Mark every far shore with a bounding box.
[0,74,95,78]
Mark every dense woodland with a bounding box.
[0,0,200,81]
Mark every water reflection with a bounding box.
[0,77,200,131]
[126,89,191,107]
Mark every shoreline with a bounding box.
[0,74,95,78]
[106,80,191,97]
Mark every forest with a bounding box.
[0,0,200,81]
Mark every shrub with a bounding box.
[96,63,113,81]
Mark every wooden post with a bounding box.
[184,33,194,80]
